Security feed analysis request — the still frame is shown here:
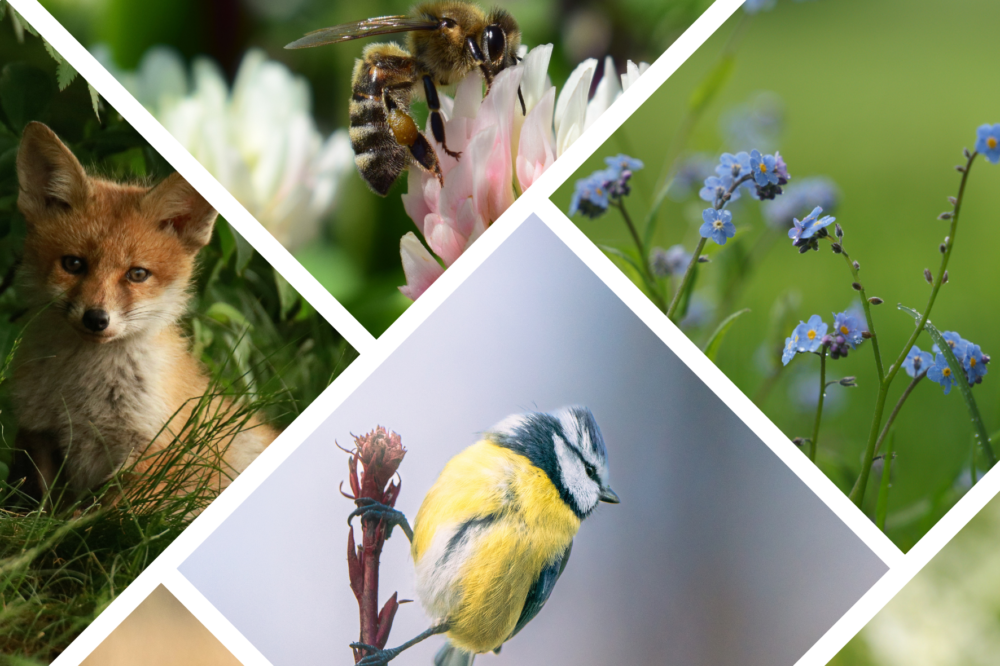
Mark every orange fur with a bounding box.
[10,122,277,503]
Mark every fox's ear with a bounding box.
[16,122,91,219]
[143,172,218,251]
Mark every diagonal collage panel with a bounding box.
[180,213,887,666]
[6,0,1000,665]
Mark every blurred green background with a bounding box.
[39,0,714,336]
[832,490,1000,666]
[553,0,1000,550]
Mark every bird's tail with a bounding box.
[434,640,475,666]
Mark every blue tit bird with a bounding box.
[347,405,619,666]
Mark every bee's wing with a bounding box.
[285,16,441,49]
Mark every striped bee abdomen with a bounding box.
[349,43,443,196]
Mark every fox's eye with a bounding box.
[61,255,85,275]
[127,267,150,283]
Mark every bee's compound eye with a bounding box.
[61,255,85,274]
[127,267,150,283]
[440,17,457,29]
[483,25,506,62]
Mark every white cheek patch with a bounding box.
[553,433,599,512]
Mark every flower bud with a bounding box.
[948,196,957,205]
[956,165,966,172]
[831,242,843,254]
[983,354,991,365]
[839,376,857,387]
[862,331,873,339]
[964,147,972,159]
[924,268,933,284]
[835,223,844,238]
[943,270,949,284]
[938,211,953,220]
[852,282,862,291]
[698,255,710,263]
[940,243,947,254]
[821,334,833,348]
[853,261,860,270]
[868,296,883,305]
[792,437,805,447]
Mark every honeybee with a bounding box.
[286,2,523,196]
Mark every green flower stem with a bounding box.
[850,151,979,508]
[872,374,923,458]
[833,243,885,382]
[810,351,827,462]
[613,199,667,312]
[666,174,753,321]
[875,432,895,532]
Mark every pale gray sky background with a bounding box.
[181,215,886,666]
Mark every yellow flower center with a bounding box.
[943,367,952,377]
[971,357,977,367]
[989,136,998,150]
[807,330,817,340]
[947,339,956,348]
[596,187,604,195]
[713,220,724,229]
[759,163,768,173]
[840,325,849,335]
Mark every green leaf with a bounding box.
[273,267,301,321]
[216,219,237,263]
[703,308,750,362]
[0,63,55,133]
[13,9,36,36]
[600,244,663,307]
[88,84,101,121]
[42,40,64,64]
[232,226,255,274]
[205,302,252,330]
[687,54,735,115]
[898,304,995,468]
[56,61,78,91]
[0,2,7,21]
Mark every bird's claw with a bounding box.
[347,500,413,541]
[351,642,396,666]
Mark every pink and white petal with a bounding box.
[554,58,596,156]
[621,60,650,91]
[519,44,554,113]
[516,86,556,192]
[401,167,437,236]
[584,56,621,130]
[398,231,445,300]
[424,213,468,266]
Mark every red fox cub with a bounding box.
[10,122,277,501]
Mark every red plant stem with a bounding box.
[359,521,383,654]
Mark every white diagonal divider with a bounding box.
[530,198,903,567]
[21,0,983,664]
[161,570,272,665]
[8,0,376,356]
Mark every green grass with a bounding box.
[552,0,1000,550]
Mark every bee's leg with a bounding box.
[383,90,443,186]
[465,36,495,92]
[423,75,461,159]
[348,497,414,542]
[352,623,450,666]
[517,86,526,115]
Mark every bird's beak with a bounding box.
[599,486,620,504]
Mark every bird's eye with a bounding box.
[61,255,86,275]
[584,462,597,478]
[483,25,506,62]
[127,267,150,283]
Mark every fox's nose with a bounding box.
[82,309,110,332]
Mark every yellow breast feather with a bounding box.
[412,440,580,653]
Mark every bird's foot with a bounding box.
[352,642,399,666]
[347,498,413,541]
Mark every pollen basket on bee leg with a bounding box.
[389,109,420,147]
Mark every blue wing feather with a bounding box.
[505,540,573,644]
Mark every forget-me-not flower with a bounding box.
[975,124,1000,164]
[833,311,864,349]
[794,315,827,353]
[903,346,934,378]
[750,149,779,187]
[699,174,740,205]
[700,208,736,245]
[927,353,958,394]
[569,173,611,218]
[964,343,989,385]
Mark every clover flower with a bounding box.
[903,346,934,378]
[94,46,354,251]
[975,123,1000,164]
[403,48,646,299]
[700,208,736,245]
[763,176,840,229]
[650,244,692,278]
